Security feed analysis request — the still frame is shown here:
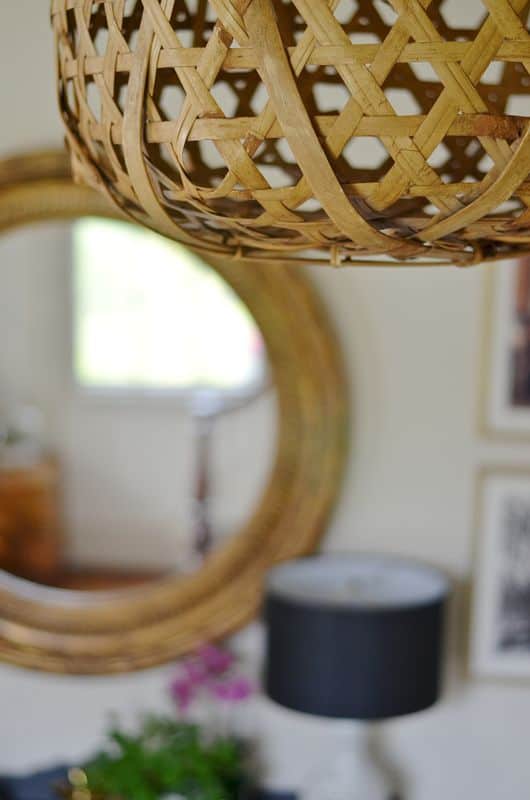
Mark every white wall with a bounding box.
[1,4,530,799]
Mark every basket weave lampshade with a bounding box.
[52,0,530,267]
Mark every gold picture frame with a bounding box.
[0,150,348,674]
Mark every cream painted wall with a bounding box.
[1,4,530,799]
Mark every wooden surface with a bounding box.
[51,0,530,267]
[42,568,162,591]
[0,150,348,675]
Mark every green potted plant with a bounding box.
[61,646,255,800]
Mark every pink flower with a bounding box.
[169,677,195,712]
[198,644,234,675]
[169,644,252,715]
[183,658,209,685]
[211,676,254,703]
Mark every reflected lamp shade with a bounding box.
[265,554,450,720]
[51,1,530,269]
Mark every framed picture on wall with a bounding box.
[471,469,530,679]
[483,257,530,437]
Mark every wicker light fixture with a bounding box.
[52,0,530,267]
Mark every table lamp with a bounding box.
[264,554,450,800]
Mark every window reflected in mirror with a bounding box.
[73,218,267,395]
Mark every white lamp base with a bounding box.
[301,722,395,800]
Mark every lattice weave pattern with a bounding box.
[52,0,530,267]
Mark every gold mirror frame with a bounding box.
[0,151,348,674]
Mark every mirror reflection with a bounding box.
[0,219,276,590]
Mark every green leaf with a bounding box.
[73,716,247,800]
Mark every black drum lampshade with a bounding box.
[264,554,450,721]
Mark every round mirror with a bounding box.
[0,151,347,674]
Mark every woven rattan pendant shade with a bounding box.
[52,0,530,267]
